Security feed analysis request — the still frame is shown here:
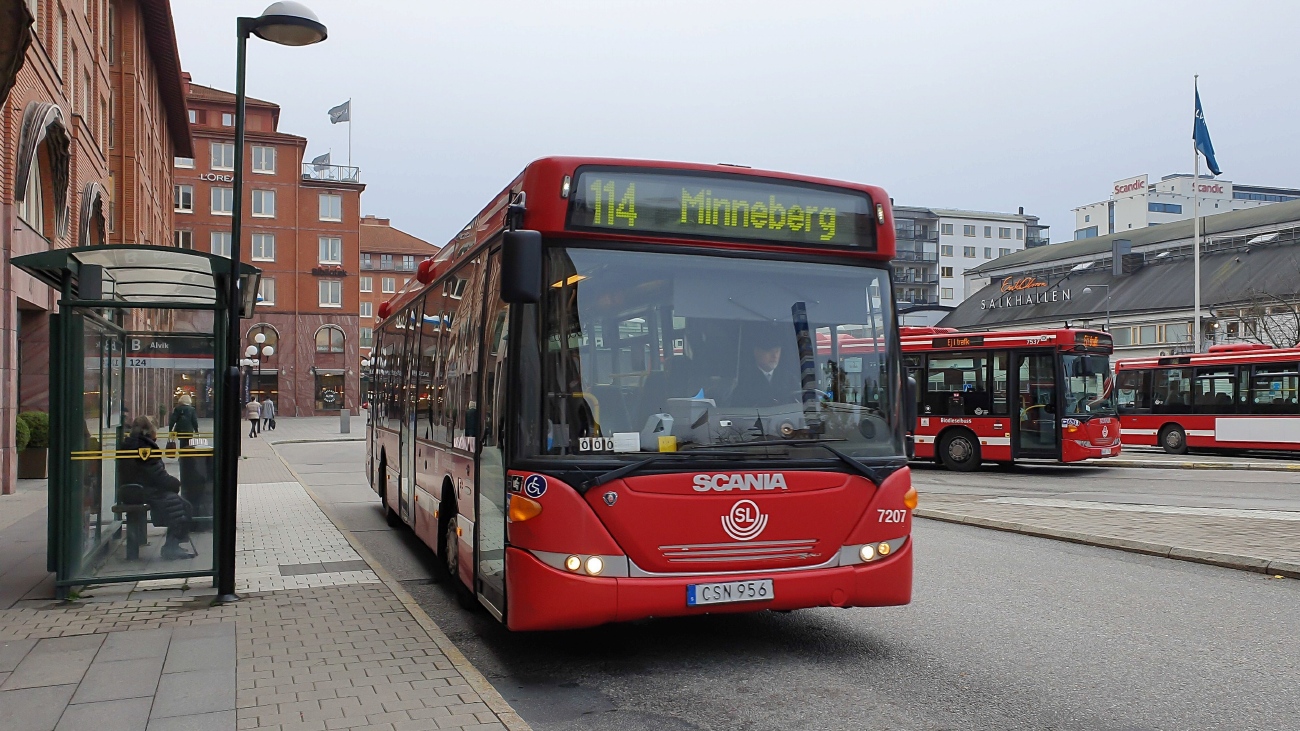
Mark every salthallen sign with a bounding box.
[980,276,1072,310]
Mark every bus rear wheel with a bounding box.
[939,429,981,471]
[1159,425,1188,455]
[379,459,400,527]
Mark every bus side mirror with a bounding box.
[502,230,543,304]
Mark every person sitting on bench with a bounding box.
[120,416,196,560]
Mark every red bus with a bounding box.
[366,157,916,631]
[1116,343,1300,454]
[901,327,1120,470]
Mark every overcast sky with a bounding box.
[172,1,1300,247]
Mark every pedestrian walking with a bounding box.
[169,394,198,450]
[261,397,276,431]
[246,397,262,437]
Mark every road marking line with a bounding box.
[984,497,1300,522]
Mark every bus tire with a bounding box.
[939,429,981,471]
[441,511,478,609]
[1159,424,1188,455]
[379,455,400,527]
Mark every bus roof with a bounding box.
[376,156,896,321]
[1117,344,1300,369]
[900,327,1113,353]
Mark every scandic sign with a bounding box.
[1114,178,1147,195]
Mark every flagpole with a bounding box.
[1192,75,1202,353]
[347,98,352,169]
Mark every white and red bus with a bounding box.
[367,157,916,631]
[1116,343,1300,454]
[901,327,1120,470]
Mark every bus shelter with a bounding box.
[12,246,258,596]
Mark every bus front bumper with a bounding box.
[1061,439,1122,462]
[503,541,913,632]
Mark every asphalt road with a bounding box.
[276,442,1300,731]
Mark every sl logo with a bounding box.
[1102,426,1109,438]
[722,499,768,542]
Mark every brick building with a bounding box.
[358,213,438,359]
[173,80,365,416]
[1,0,190,491]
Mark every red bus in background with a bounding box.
[367,157,915,631]
[1116,343,1300,454]
[901,327,1120,470]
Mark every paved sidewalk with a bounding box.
[257,415,366,446]
[0,424,527,731]
[916,492,1300,579]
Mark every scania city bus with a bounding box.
[367,157,916,630]
[901,326,1120,470]
[1116,343,1300,454]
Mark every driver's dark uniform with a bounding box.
[729,364,799,408]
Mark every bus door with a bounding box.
[1013,351,1058,457]
[475,254,509,615]
[399,307,418,522]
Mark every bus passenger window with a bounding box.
[924,353,990,417]
[1152,367,1192,414]
[1249,364,1300,415]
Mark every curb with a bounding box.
[1086,458,1300,472]
[268,445,534,731]
[263,436,365,445]
[914,508,1300,580]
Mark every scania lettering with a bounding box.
[367,157,915,631]
[901,326,1120,471]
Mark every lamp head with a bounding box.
[1083,287,1093,295]
[262,345,275,357]
[255,332,267,344]
[245,345,258,357]
[250,1,327,46]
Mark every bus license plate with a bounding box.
[1101,448,1113,455]
[686,579,774,606]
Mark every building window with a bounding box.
[402,255,416,271]
[252,145,276,173]
[17,162,43,234]
[211,231,232,257]
[319,193,342,221]
[963,246,976,258]
[940,266,953,278]
[188,109,196,124]
[1149,202,1183,214]
[360,327,373,348]
[941,223,954,236]
[258,277,275,306]
[941,288,954,300]
[360,253,373,270]
[212,187,234,215]
[315,325,345,352]
[54,10,64,77]
[251,233,275,261]
[381,277,396,294]
[963,225,976,237]
[984,247,992,258]
[999,247,1011,256]
[173,230,193,249]
[1016,228,1023,240]
[173,184,193,212]
[319,236,343,264]
[998,227,1011,239]
[940,244,954,257]
[983,226,992,238]
[360,301,372,319]
[210,141,234,170]
[1111,327,1132,347]
[319,280,342,308]
[251,189,275,217]
[1075,226,1099,240]
[175,156,194,168]
[221,112,234,126]
[380,254,393,270]
[359,276,372,292]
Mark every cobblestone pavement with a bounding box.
[0,420,525,731]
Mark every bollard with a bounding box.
[340,408,351,434]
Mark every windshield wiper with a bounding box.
[681,438,847,450]
[686,439,905,486]
[580,451,749,491]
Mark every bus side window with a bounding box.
[1194,366,1238,415]
[990,351,1009,416]
[1153,367,1192,414]
[1249,363,1300,415]
[924,352,990,417]
[1116,370,1150,412]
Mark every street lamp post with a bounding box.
[1082,285,1111,333]
[219,1,327,603]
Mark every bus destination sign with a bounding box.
[1074,332,1112,350]
[933,335,985,349]
[566,167,876,249]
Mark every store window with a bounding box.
[315,325,345,353]
[315,373,345,411]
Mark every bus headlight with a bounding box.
[859,544,876,562]
[585,556,604,576]
[564,555,582,572]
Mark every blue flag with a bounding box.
[1193,87,1221,176]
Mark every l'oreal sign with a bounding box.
[981,278,1071,310]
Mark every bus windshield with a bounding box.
[537,246,901,460]
[1062,354,1115,416]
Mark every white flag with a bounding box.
[328,100,350,124]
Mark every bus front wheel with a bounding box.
[441,510,478,609]
[1159,425,1188,455]
[939,429,981,471]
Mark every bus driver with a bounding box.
[729,324,799,408]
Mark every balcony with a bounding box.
[302,163,361,183]
[1026,235,1050,247]
[896,228,940,243]
[894,250,938,263]
[893,272,939,285]
[896,293,940,306]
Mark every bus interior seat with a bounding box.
[588,384,633,435]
